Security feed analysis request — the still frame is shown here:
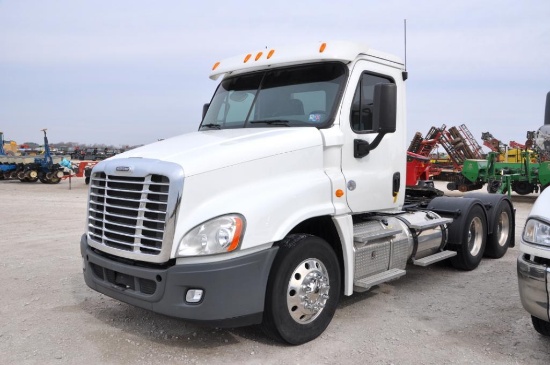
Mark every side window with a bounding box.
[350,73,394,133]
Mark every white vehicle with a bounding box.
[517,92,550,336]
[81,41,515,344]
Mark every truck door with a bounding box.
[340,61,406,213]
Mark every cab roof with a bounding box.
[209,41,404,80]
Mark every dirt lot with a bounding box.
[0,178,548,364]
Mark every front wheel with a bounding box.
[451,205,487,271]
[261,234,341,345]
[532,316,550,336]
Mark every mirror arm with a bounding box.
[354,132,386,158]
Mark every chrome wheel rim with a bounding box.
[287,258,330,324]
[468,217,483,256]
[496,211,510,247]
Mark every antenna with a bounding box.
[404,19,407,70]
[402,19,408,81]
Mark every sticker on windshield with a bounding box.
[308,113,323,123]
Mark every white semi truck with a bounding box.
[81,41,515,345]
[517,92,550,336]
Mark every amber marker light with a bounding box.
[267,49,275,59]
[212,61,220,71]
[319,42,327,53]
[244,54,252,63]
[335,189,344,198]
[255,51,263,61]
[227,217,244,252]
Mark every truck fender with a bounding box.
[463,192,515,248]
[427,196,488,246]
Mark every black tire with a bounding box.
[484,201,512,258]
[512,181,534,195]
[532,316,550,336]
[487,179,501,194]
[85,176,90,185]
[261,234,341,345]
[450,205,487,271]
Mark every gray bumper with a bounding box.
[517,254,550,322]
[81,234,278,327]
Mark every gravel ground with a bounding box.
[0,178,549,364]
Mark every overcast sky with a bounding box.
[1,0,549,149]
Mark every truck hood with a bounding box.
[529,187,550,222]
[110,128,323,177]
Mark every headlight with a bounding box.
[177,214,245,257]
[523,218,550,247]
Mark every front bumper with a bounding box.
[517,253,550,322]
[81,234,278,327]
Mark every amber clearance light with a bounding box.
[227,217,244,252]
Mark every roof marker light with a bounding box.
[267,49,275,59]
[212,61,220,71]
[255,51,263,61]
[319,43,327,53]
[243,54,252,63]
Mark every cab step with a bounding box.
[412,250,457,267]
[354,268,406,290]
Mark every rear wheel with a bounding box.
[261,234,340,345]
[513,181,534,195]
[484,202,512,258]
[451,205,487,270]
[532,316,550,336]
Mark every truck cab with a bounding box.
[81,41,514,344]
[517,92,550,336]
[518,187,550,336]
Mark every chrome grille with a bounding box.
[88,172,170,255]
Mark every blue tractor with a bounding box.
[0,129,73,183]
[29,129,66,184]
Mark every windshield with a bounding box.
[201,62,347,129]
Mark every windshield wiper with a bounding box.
[249,120,290,126]
[201,123,221,129]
